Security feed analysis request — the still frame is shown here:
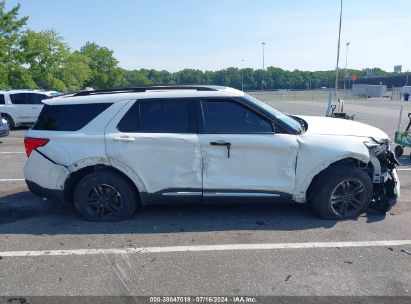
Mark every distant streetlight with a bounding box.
[344,41,350,98]
[261,42,266,91]
[241,59,245,91]
[334,0,343,96]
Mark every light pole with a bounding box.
[334,0,343,96]
[241,59,245,91]
[343,41,350,98]
[261,42,265,91]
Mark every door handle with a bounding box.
[210,141,231,146]
[113,136,135,142]
[210,141,232,158]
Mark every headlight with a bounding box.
[364,138,390,156]
[364,139,380,149]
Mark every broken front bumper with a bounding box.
[369,165,400,214]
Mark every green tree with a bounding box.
[19,29,69,91]
[0,0,28,88]
[7,64,36,88]
[59,51,91,92]
[122,69,152,86]
[80,42,123,88]
[177,69,205,84]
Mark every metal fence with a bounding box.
[247,88,405,102]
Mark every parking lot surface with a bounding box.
[0,96,410,297]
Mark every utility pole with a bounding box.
[343,41,350,98]
[241,59,245,91]
[261,42,266,91]
[334,0,343,96]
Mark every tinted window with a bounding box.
[243,94,302,133]
[33,103,112,131]
[31,94,49,104]
[118,99,193,133]
[10,93,50,105]
[117,103,139,132]
[10,93,30,104]
[201,100,273,134]
[0,94,4,104]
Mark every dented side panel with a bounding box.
[105,133,203,193]
[200,134,299,193]
[24,99,133,191]
[23,150,70,190]
[293,134,371,203]
[103,100,202,193]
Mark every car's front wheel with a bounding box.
[74,170,137,222]
[311,166,373,219]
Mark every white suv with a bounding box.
[23,86,400,221]
[0,90,61,128]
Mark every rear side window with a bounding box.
[10,93,30,104]
[118,99,194,133]
[10,93,49,104]
[117,103,140,132]
[33,103,112,131]
[31,94,49,104]
[0,94,4,104]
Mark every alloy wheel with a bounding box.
[86,184,123,219]
[329,179,366,217]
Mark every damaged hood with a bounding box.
[297,115,389,142]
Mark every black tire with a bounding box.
[311,166,373,219]
[394,145,404,157]
[73,170,137,222]
[2,114,15,129]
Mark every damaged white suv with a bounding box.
[23,86,400,221]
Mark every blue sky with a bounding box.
[6,0,411,72]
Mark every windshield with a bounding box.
[243,94,304,133]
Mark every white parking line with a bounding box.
[0,152,25,154]
[0,240,410,258]
[397,168,411,171]
[0,179,25,182]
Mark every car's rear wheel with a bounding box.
[74,170,137,222]
[311,166,373,219]
[2,114,15,129]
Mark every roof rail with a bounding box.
[72,85,222,97]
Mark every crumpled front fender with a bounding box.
[293,135,371,203]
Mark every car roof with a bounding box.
[0,89,61,96]
[44,86,245,105]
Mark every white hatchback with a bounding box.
[23,86,400,221]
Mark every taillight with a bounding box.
[24,137,49,157]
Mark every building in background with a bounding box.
[394,65,402,74]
